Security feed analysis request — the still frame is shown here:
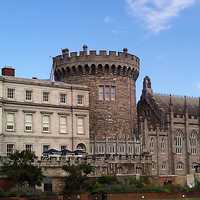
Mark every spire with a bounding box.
[142,76,153,97]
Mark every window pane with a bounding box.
[25,144,33,152]
[77,95,84,105]
[43,92,49,102]
[105,86,110,101]
[111,86,116,101]
[6,113,14,131]
[26,90,32,101]
[43,115,50,132]
[7,88,15,99]
[60,94,66,103]
[43,145,49,152]
[7,144,14,156]
[60,116,67,133]
[98,86,104,100]
[77,117,84,134]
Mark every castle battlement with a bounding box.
[53,46,140,64]
[53,45,140,81]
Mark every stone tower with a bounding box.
[53,45,140,153]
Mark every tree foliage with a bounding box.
[0,150,43,188]
[62,163,94,194]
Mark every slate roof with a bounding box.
[153,93,199,115]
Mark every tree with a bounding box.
[62,163,94,195]
[0,150,43,188]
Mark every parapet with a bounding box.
[53,45,140,81]
[53,45,140,65]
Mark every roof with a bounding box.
[153,93,199,115]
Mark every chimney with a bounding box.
[2,67,15,76]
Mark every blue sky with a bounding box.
[0,0,200,100]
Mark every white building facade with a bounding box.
[0,68,90,157]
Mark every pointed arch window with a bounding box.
[175,129,183,154]
[149,137,155,153]
[190,130,198,154]
[176,161,184,170]
[160,137,166,153]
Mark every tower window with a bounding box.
[111,86,116,101]
[98,85,116,101]
[98,86,104,100]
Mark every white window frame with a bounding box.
[6,113,15,132]
[77,116,85,134]
[77,95,84,105]
[25,144,33,152]
[24,113,33,132]
[60,93,67,104]
[25,90,32,101]
[59,115,67,134]
[7,88,15,99]
[42,115,50,133]
[43,91,49,102]
[42,144,50,153]
[6,144,15,156]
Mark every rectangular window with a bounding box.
[6,113,15,131]
[25,144,33,152]
[98,86,104,100]
[43,92,49,102]
[25,90,32,101]
[77,117,84,134]
[61,145,67,151]
[77,95,84,105]
[7,88,15,99]
[7,144,15,156]
[43,145,50,153]
[105,86,110,101]
[60,94,66,103]
[42,115,50,132]
[25,114,32,132]
[111,86,116,101]
[59,116,67,134]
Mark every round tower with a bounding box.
[53,46,140,146]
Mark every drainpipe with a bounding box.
[71,86,74,151]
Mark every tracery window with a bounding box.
[176,161,184,170]
[175,129,183,154]
[190,130,198,155]
[160,137,166,153]
[161,161,167,170]
[149,137,154,153]
[152,162,156,170]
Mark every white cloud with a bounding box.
[126,0,197,33]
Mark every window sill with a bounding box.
[6,130,15,132]
[59,132,68,134]
[42,132,51,134]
